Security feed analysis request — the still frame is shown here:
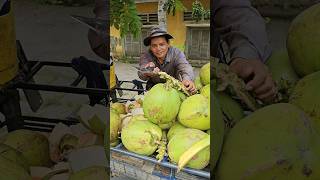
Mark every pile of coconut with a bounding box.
[0,103,109,180]
[110,63,211,172]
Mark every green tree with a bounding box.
[111,0,209,37]
[110,0,142,38]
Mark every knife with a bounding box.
[70,15,107,43]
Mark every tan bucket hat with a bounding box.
[143,26,173,46]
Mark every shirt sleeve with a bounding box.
[138,52,152,81]
[175,50,195,81]
[214,0,272,63]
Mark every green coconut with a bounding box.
[195,76,203,90]
[266,49,299,101]
[78,104,107,135]
[2,129,51,167]
[134,95,144,106]
[158,122,174,130]
[109,139,120,147]
[178,94,210,130]
[0,156,32,180]
[287,3,320,76]
[266,49,299,86]
[290,71,320,131]
[200,84,210,99]
[178,91,187,101]
[69,166,109,180]
[143,83,181,128]
[121,114,147,130]
[110,109,121,146]
[167,122,187,141]
[218,92,244,126]
[168,128,210,169]
[0,143,29,173]
[121,120,162,156]
[200,63,210,85]
[212,93,225,170]
[216,103,320,180]
[111,102,126,114]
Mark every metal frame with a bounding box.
[3,59,146,131]
[111,143,210,179]
[0,40,146,132]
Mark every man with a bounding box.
[212,0,277,103]
[138,26,196,93]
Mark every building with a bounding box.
[111,0,210,67]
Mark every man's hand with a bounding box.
[144,62,155,68]
[182,80,196,94]
[229,58,277,103]
[141,62,159,77]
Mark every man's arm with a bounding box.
[213,0,277,102]
[174,50,195,81]
[214,0,272,62]
[174,50,196,93]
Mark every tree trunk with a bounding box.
[158,0,167,30]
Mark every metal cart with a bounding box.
[0,41,210,180]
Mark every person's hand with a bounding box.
[153,67,160,73]
[144,62,155,68]
[229,58,277,103]
[182,79,196,94]
[141,62,159,77]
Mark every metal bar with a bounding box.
[115,87,145,92]
[24,61,43,81]
[23,126,52,132]
[110,146,210,179]
[23,122,55,129]
[34,61,108,70]
[37,61,72,67]
[22,116,79,125]
[15,82,108,95]
[114,98,135,101]
[70,74,85,86]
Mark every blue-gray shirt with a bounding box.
[213,0,272,62]
[138,47,195,82]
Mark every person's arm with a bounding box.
[174,50,196,93]
[214,0,272,63]
[213,0,276,102]
[175,50,195,81]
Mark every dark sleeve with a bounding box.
[214,0,272,62]
[174,50,195,81]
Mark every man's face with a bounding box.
[150,36,169,60]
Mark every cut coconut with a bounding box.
[77,104,108,135]
[49,123,73,163]
[67,145,108,173]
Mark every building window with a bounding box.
[124,28,150,57]
[138,13,158,25]
[186,27,210,60]
[184,11,210,22]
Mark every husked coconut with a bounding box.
[216,103,320,180]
